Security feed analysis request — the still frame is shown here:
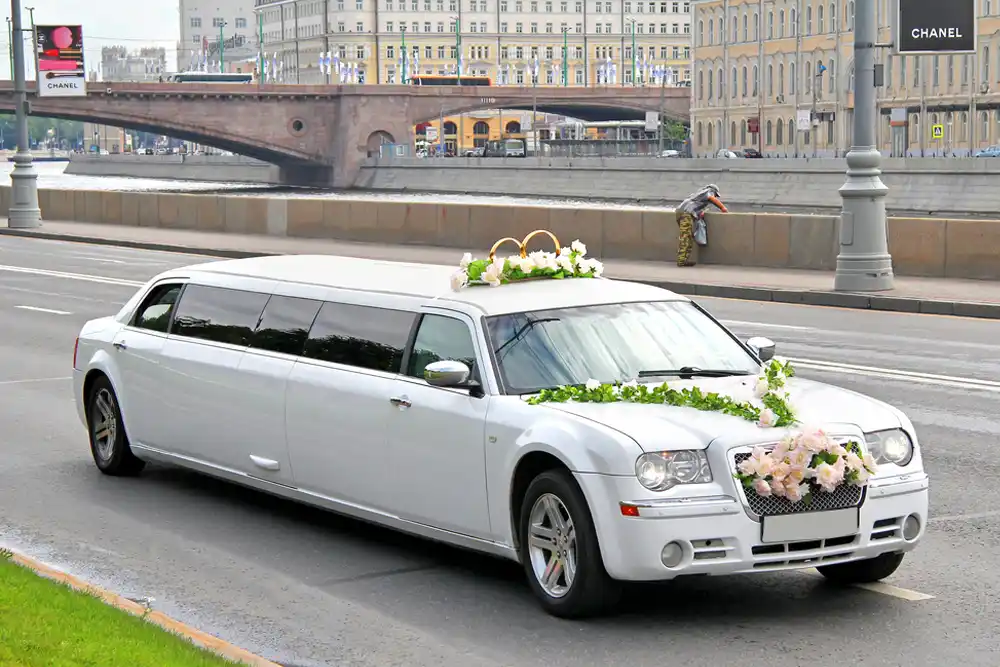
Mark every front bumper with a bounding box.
[576,471,929,582]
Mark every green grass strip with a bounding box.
[0,555,241,667]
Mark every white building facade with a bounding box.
[253,0,693,86]
[178,1,261,71]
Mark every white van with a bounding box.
[73,253,928,617]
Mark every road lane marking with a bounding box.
[0,376,72,385]
[0,264,144,287]
[801,569,935,600]
[15,305,71,315]
[788,357,1000,392]
[929,509,1000,523]
[719,319,815,331]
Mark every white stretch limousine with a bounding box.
[73,252,929,617]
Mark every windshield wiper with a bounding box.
[637,367,752,379]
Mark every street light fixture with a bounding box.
[625,17,637,87]
[7,0,40,228]
[219,20,228,72]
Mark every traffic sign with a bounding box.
[932,124,944,139]
[896,0,976,54]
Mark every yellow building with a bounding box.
[691,0,1000,157]
[255,0,693,88]
[414,110,542,152]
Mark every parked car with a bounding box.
[73,253,929,617]
[741,148,763,158]
[715,149,740,158]
[974,146,1000,157]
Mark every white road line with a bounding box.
[928,509,1000,523]
[788,357,1000,392]
[15,305,71,315]
[801,569,935,600]
[720,319,815,331]
[0,264,144,287]
[0,376,72,385]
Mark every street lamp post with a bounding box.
[834,0,892,291]
[219,21,227,72]
[400,26,407,83]
[7,0,40,228]
[561,27,568,86]
[453,16,461,82]
[626,18,636,86]
[5,18,11,79]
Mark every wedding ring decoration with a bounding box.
[450,229,603,290]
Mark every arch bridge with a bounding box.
[0,81,690,185]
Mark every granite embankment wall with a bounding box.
[356,157,1000,218]
[64,154,282,185]
[4,185,998,280]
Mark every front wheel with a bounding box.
[87,376,145,476]
[817,552,905,584]
[519,469,620,618]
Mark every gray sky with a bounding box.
[1,1,180,76]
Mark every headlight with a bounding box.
[865,429,914,467]
[635,450,713,492]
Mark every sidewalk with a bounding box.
[4,219,1000,319]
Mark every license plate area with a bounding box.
[760,507,860,544]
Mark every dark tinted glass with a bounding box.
[250,295,322,356]
[133,283,183,333]
[303,302,415,373]
[407,315,478,379]
[171,284,269,346]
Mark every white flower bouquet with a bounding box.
[450,231,603,291]
[734,427,878,504]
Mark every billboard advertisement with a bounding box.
[35,25,86,97]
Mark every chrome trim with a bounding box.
[621,495,742,519]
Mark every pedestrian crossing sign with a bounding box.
[932,124,944,139]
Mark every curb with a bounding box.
[6,549,282,667]
[4,227,1000,320]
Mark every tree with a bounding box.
[0,114,85,149]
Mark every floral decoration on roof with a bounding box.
[450,229,604,291]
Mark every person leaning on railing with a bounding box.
[674,184,728,267]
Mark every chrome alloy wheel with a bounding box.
[527,493,577,598]
[91,388,118,463]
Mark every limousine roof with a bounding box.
[175,254,687,315]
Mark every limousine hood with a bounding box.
[536,376,903,452]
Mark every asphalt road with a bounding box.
[1,233,998,667]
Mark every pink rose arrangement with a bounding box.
[734,427,878,503]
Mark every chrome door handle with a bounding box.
[112,341,127,350]
[389,396,411,408]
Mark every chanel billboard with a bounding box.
[895,0,976,54]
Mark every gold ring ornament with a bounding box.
[451,229,603,290]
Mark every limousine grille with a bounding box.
[732,451,865,519]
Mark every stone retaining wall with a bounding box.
[3,186,996,280]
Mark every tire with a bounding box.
[518,469,620,618]
[87,376,145,476]
[817,552,905,585]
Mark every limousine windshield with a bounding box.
[486,300,761,394]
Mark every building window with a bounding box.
[767,63,773,97]
[190,17,201,28]
[828,59,835,93]
[830,2,836,32]
[766,120,772,145]
[776,119,783,145]
[707,69,713,99]
[767,11,772,38]
[789,61,796,94]
[778,9,785,37]
[212,17,224,27]
[817,5,823,33]
[806,6,812,34]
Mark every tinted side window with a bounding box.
[132,283,183,333]
[250,295,322,356]
[303,302,415,373]
[407,315,478,380]
[171,284,269,346]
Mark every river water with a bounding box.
[0,161,671,211]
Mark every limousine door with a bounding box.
[386,311,492,540]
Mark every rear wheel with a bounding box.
[519,469,619,618]
[87,376,145,476]
[817,552,905,584]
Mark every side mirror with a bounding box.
[424,360,472,388]
[746,336,776,362]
